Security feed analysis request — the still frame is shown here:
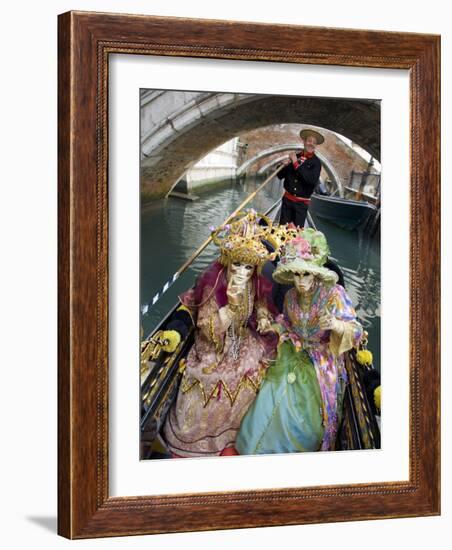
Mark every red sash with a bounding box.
[284,190,311,204]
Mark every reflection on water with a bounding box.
[141,176,381,371]
[310,215,381,372]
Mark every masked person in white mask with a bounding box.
[163,211,280,457]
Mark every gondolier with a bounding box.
[278,128,324,227]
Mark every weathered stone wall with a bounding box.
[183,138,240,193]
[140,90,380,202]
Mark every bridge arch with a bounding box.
[237,143,342,192]
[140,91,379,201]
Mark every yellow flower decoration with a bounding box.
[374,385,381,411]
[161,330,181,353]
[356,349,373,366]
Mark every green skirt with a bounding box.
[236,340,324,454]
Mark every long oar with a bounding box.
[141,165,283,315]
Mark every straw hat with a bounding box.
[299,128,325,145]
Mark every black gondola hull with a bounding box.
[310,193,378,231]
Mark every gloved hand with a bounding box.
[318,314,345,334]
[257,316,273,333]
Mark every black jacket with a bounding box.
[277,152,321,198]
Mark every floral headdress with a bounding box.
[273,229,338,286]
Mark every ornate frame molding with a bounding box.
[58,11,440,538]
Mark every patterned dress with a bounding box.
[236,283,363,454]
[163,271,276,457]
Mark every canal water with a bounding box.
[141,176,380,372]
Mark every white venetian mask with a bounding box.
[293,272,315,294]
[227,261,255,286]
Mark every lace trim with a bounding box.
[181,368,266,407]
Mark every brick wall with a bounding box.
[238,124,374,188]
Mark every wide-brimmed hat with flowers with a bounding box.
[272,230,338,286]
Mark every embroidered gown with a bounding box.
[236,283,363,454]
[163,263,277,457]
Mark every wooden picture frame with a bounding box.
[58,11,440,538]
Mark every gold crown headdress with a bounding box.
[211,210,277,271]
[260,223,298,253]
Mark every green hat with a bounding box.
[300,227,330,265]
[272,232,338,286]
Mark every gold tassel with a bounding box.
[356,349,373,366]
[374,385,381,411]
[160,330,181,353]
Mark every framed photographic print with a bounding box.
[58,11,440,538]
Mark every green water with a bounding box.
[140,177,380,371]
[310,214,381,371]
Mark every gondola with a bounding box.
[309,192,378,231]
[140,200,381,459]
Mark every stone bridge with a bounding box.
[140,90,380,202]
